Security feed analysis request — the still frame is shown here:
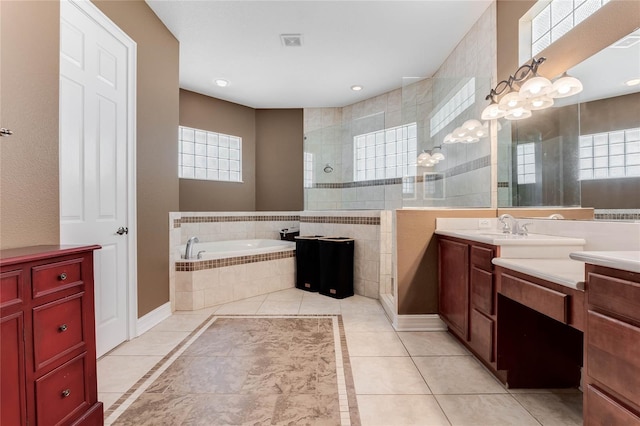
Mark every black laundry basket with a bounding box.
[318,237,354,299]
[294,236,323,291]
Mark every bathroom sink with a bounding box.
[434,229,587,258]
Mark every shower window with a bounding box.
[579,127,640,180]
[516,142,536,184]
[353,123,417,182]
[178,126,242,182]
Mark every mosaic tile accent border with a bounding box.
[309,155,491,190]
[498,181,510,188]
[594,209,640,221]
[300,216,380,225]
[175,249,295,272]
[173,215,300,228]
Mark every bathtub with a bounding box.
[177,239,295,260]
[173,239,296,310]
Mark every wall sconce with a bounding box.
[443,120,490,144]
[417,145,445,167]
[481,57,583,121]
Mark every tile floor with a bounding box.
[98,288,583,426]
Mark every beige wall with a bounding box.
[0,1,60,248]
[0,0,179,317]
[179,89,256,211]
[255,109,304,211]
[93,0,180,317]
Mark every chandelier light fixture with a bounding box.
[417,145,445,167]
[442,119,491,145]
[480,57,583,121]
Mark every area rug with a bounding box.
[104,315,360,426]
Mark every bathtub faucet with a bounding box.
[184,236,199,259]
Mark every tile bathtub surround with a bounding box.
[105,315,359,426]
[175,249,295,272]
[300,211,382,299]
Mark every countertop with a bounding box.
[569,251,640,274]
[492,258,585,290]
[434,229,586,247]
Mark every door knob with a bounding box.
[116,227,128,235]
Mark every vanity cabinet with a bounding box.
[1,245,103,426]
[584,265,640,425]
[438,236,499,371]
[438,238,469,340]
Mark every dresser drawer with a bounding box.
[35,353,89,426]
[587,311,640,406]
[586,385,640,426]
[33,293,85,370]
[470,309,494,363]
[32,258,83,299]
[471,245,494,272]
[588,272,640,323]
[471,267,493,316]
[500,273,568,324]
[1,269,24,308]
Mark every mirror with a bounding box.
[498,29,640,211]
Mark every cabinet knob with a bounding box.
[61,389,71,398]
[58,324,68,332]
[59,272,68,281]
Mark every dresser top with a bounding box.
[0,245,101,266]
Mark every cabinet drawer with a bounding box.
[471,267,493,316]
[470,309,494,363]
[500,273,568,324]
[587,311,640,406]
[588,272,640,323]
[35,353,88,426]
[32,258,83,299]
[33,293,85,370]
[1,269,24,308]
[471,246,494,272]
[586,385,640,426]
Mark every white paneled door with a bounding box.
[59,0,136,358]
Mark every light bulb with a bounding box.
[550,74,583,98]
[519,76,552,98]
[481,103,506,120]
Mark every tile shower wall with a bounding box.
[299,211,382,299]
[303,2,497,210]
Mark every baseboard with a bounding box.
[136,302,172,336]
[393,314,447,332]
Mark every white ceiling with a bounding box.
[145,0,493,109]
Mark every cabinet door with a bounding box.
[439,239,469,340]
[1,312,27,426]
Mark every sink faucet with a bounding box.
[184,236,199,259]
[498,214,514,234]
[499,215,533,235]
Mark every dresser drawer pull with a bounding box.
[59,272,68,281]
[61,389,71,398]
[58,324,68,332]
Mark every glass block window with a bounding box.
[579,127,640,180]
[430,78,475,137]
[303,152,314,188]
[179,126,242,182]
[517,142,536,184]
[531,0,610,57]
[353,123,417,182]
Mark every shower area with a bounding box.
[302,74,494,316]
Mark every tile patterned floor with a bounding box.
[99,289,583,426]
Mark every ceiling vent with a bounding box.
[610,34,640,49]
[280,34,303,47]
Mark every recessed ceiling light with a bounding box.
[215,79,229,87]
[351,85,363,91]
[625,78,640,87]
